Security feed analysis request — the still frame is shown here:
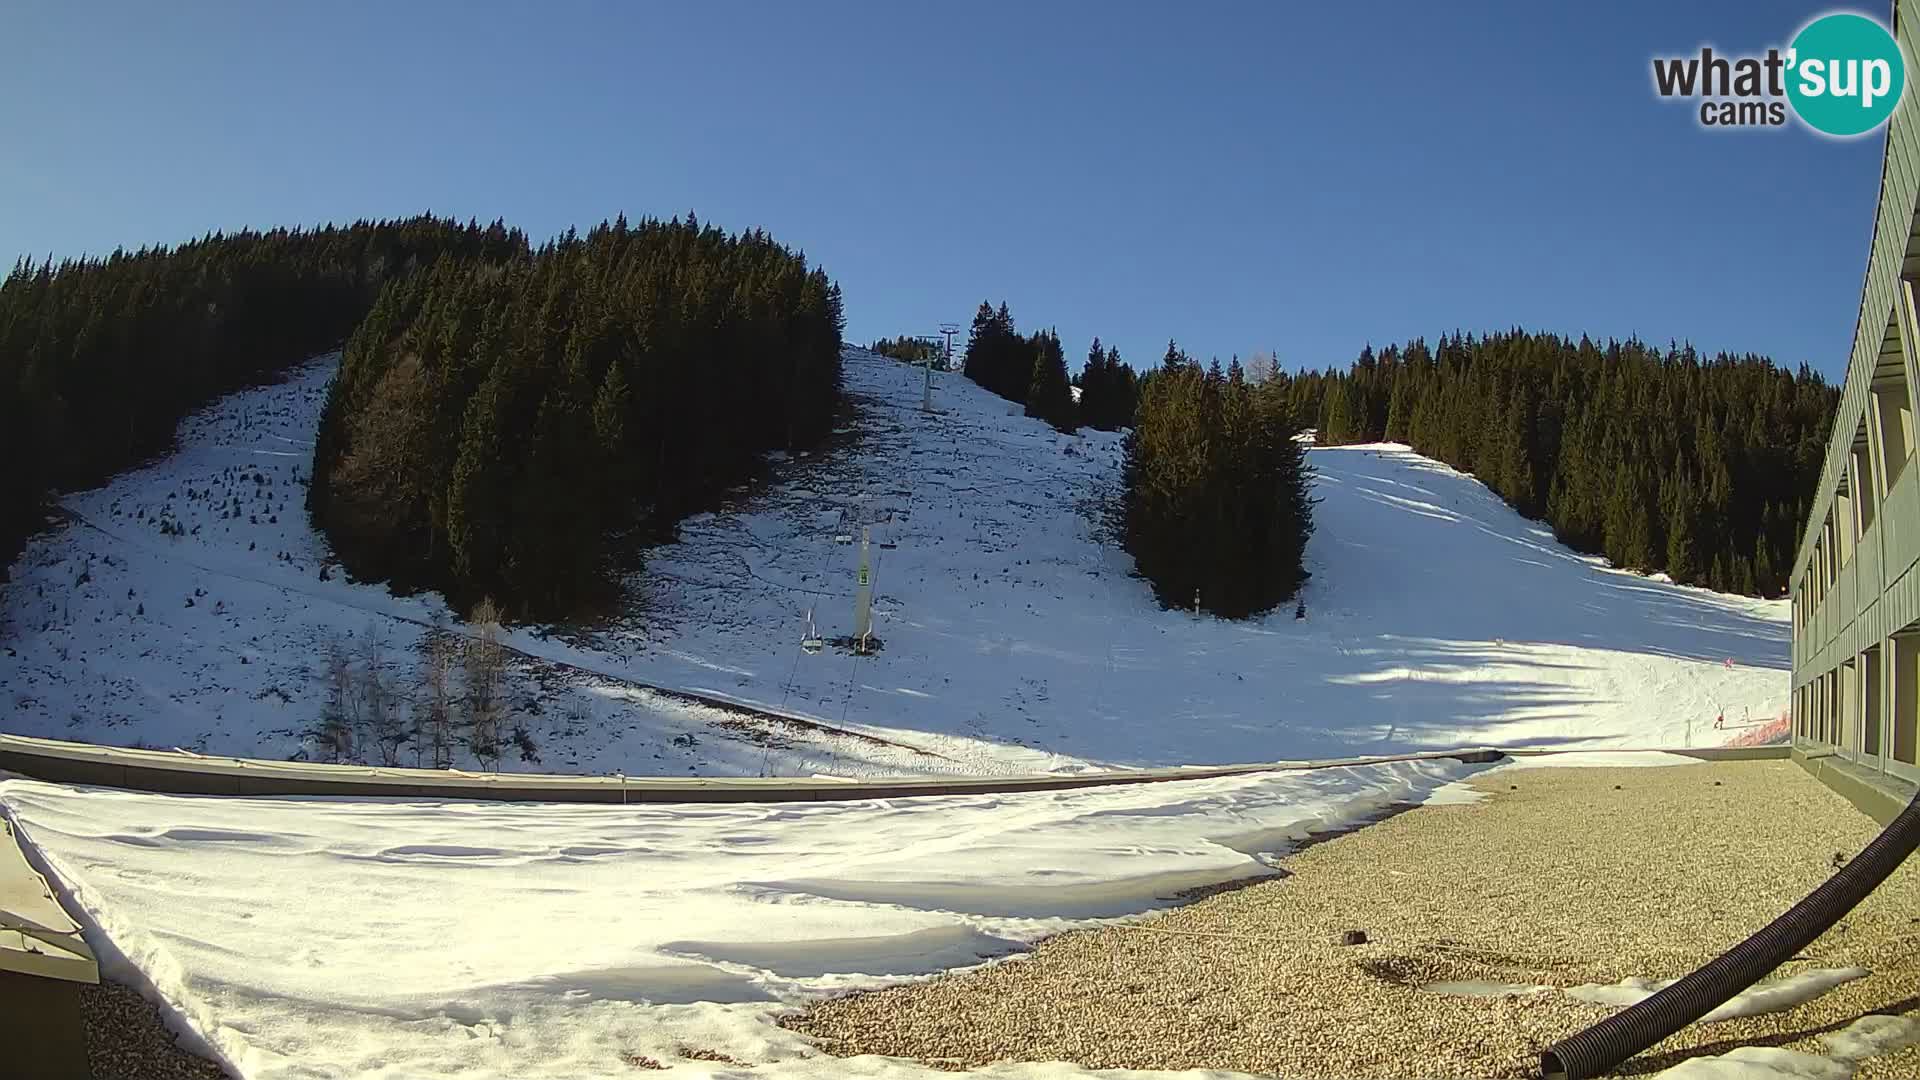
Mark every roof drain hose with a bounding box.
[1541,785,1920,1079]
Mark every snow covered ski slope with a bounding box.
[591,347,1790,763]
[0,347,1788,776]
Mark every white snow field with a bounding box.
[2,758,1481,1079]
[0,346,1787,778]
[1423,967,1873,1022]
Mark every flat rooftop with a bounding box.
[9,753,1914,1079]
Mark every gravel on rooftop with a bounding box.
[785,760,1920,1078]
[83,978,229,1080]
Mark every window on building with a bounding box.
[1876,382,1913,490]
[1854,439,1878,532]
[1895,632,1920,766]
[1836,489,1857,565]
[1867,645,1885,759]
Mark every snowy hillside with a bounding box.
[0,347,1789,775]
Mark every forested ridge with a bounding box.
[0,217,526,577]
[1268,330,1837,596]
[1,216,1832,626]
[964,302,1830,608]
[1,214,841,620]
[308,215,845,616]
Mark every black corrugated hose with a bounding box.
[1541,785,1920,1079]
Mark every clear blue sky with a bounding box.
[0,1,1886,380]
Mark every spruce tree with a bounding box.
[1323,382,1355,445]
[1025,329,1075,432]
[1666,487,1699,584]
[963,301,996,387]
[1109,347,1138,426]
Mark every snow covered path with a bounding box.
[2,758,1479,1079]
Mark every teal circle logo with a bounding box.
[1787,13,1907,136]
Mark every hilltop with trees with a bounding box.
[1265,330,1836,596]
[0,217,527,578]
[962,301,1139,434]
[308,215,845,617]
[0,212,843,623]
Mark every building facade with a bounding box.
[1791,0,1920,800]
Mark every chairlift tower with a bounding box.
[920,323,959,413]
[853,526,874,651]
[939,323,960,367]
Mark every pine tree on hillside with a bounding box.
[1384,365,1413,443]
[1161,339,1191,373]
[963,301,997,387]
[1667,483,1700,585]
[963,300,1037,405]
[1078,340,1139,431]
[993,302,1025,402]
[1110,346,1138,425]
[1079,338,1108,427]
[592,361,630,465]
[1081,338,1106,406]
[1322,381,1356,445]
[1025,329,1075,431]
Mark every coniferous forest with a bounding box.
[1124,346,1316,618]
[0,217,525,578]
[1267,331,1836,596]
[964,305,1828,610]
[961,301,1032,404]
[1023,329,1075,432]
[962,301,1139,433]
[1077,337,1141,432]
[869,335,945,367]
[0,224,1835,625]
[308,216,844,617]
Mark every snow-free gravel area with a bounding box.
[791,759,1920,1079]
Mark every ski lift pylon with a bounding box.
[800,607,824,654]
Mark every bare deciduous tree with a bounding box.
[317,633,355,763]
[417,618,457,770]
[357,623,410,767]
[1246,350,1279,386]
[463,597,506,772]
